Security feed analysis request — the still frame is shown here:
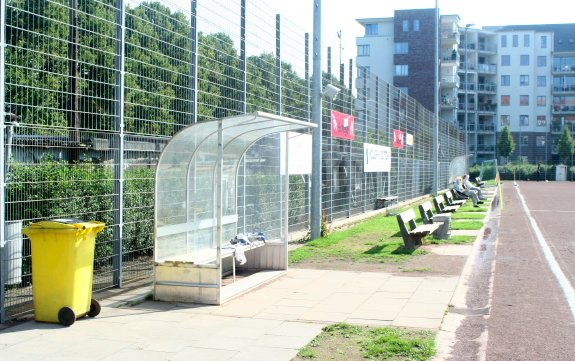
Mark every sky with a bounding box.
[272,0,575,66]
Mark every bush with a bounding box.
[6,159,155,262]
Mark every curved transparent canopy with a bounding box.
[155,112,316,262]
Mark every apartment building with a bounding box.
[357,10,575,165]
[458,28,499,164]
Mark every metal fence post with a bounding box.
[310,0,322,240]
[0,0,7,323]
[327,46,332,220]
[190,0,198,123]
[113,0,126,288]
[276,14,281,115]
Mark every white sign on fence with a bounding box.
[280,132,312,175]
[363,143,391,173]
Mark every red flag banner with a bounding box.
[393,129,404,149]
[331,110,355,140]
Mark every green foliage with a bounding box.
[557,126,575,164]
[498,126,515,161]
[6,159,155,261]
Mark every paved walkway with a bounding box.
[0,191,498,361]
[0,267,467,361]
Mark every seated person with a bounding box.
[463,174,487,200]
[453,176,482,207]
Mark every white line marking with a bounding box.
[516,185,575,320]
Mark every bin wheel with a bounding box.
[87,299,101,318]
[58,307,76,327]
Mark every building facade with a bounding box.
[357,11,575,165]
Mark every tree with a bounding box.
[498,126,515,163]
[557,126,575,164]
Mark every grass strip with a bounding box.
[450,220,483,230]
[296,323,435,361]
[427,235,475,244]
[451,212,486,220]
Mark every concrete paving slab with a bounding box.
[0,267,465,361]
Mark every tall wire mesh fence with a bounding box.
[0,0,464,322]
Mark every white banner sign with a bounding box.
[363,143,391,173]
[406,133,414,146]
[280,132,312,175]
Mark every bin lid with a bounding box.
[25,218,105,230]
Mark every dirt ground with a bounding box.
[289,244,471,277]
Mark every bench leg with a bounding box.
[403,234,424,251]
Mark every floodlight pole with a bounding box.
[311,0,322,239]
[433,0,439,195]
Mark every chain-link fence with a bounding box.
[0,0,464,323]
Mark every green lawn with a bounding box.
[451,212,486,220]
[295,323,435,361]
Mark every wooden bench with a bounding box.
[396,208,442,250]
[375,196,398,209]
[443,190,466,207]
[418,201,451,239]
[433,195,459,214]
[451,188,470,201]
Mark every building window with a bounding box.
[537,115,547,126]
[501,35,507,48]
[402,20,409,32]
[501,95,510,106]
[520,55,530,66]
[395,65,408,76]
[520,114,529,126]
[541,35,548,48]
[537,76,546,87]
[358,66,370,78]
[399,87,409,95]
[520,75,529,86]
[537,56,547,67]
[394,42,408,54]
[513,34,519,47]
[365,24,378,35]
[536,136,546,147]
[501,75,510,86]
[501,115,510,126]
[537,96,546,106]
[520,95,529,105]
[524,34,530,47]
[521,135,528,146]
[501,55,511,66]
[357,44,370,56]
[413,19,420,31]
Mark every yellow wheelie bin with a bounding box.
[22,218,105,326]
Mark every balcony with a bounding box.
[477,144,496,152]
[553,65,575,73]
[477,43,497,53]
[458,62,477,72]
[441,30,460,45]
[553,85,575,93]
[441,75,460,88]
[477,104,497,113]
[477,63,497,74]
[477,123,496,132]
[459,103,476,111]
[441,95,458,109]
[477,83,496,93]
[553,105,575,113]
[551,122,575,133]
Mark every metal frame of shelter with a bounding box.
[154,112,316,304]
